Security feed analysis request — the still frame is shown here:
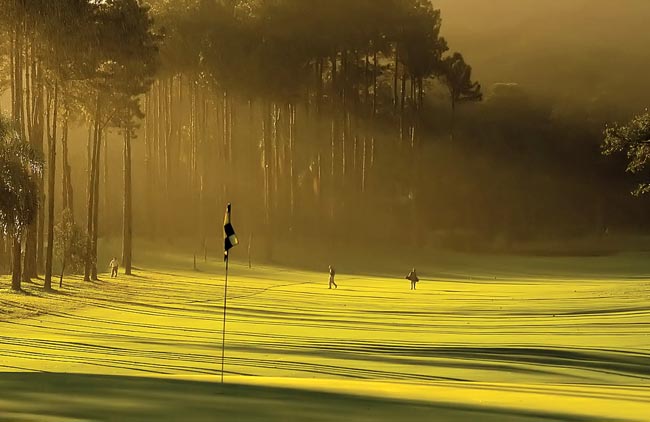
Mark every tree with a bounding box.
[0,115,43,291]
[441,52,482,141]
[602,110,650,196]
[54,208,87,288]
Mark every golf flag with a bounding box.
[224,203,239,261]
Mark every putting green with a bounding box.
[1,253,649,421]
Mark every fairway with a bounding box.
[1,252,650,421]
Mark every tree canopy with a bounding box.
[0,116,42,236]
[602,111,650,196]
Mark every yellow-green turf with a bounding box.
[1,249,649,421]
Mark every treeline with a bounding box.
[0,1,647,291]
[420,86,650,248]
[0,0,157,289]
[144,0,481,260]
[1,0,484,290]
[139,0,649,256]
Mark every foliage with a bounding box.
[442,52,482,107]
[602,111,650,196]
[152,0,452,105]
[398,1,448,80]
[54,209,88,275]
[0,115,43,236]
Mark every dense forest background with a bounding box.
[1,0,649,285]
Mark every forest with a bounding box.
[1,0,649,291]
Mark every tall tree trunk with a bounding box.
[262,102,273,260]
[341,50,348,106]
[164,78,172,229]
[288,103,295,221]
[400,72,407,143]
[271,103,279,210]
[200,93,209,261]
[155,81,164,235]
[316,57,323,113]
[393,45,399,111]
[44,83,58,291]
[364,50,370,105]
[189,83,199,261]
[121,128,132,275]
[15,17,25,140]
[22,222,36,282]
[61,108,74,220]
[91,128,102,280]
[84,95,100,281]
[329,119,336,221]
[144,92,152,235]
[11,236,22,291]
[9,27,15,125]
[316,153,322,205]
[148,85,157,236]
[373,48,378,117]
[59,256,65,289]
[361,137,367,193]
[86,123,92,203]
[35,65,45,276]
[0,236,5,274]
[341,112,347,177]
[102,129,108,228]
[20,33,35,282]
[331,54,337,93]
[25,71,41,279]
[24,37,32,146]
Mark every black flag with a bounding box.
[224,203,239,261]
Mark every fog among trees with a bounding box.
[1,0,649,286]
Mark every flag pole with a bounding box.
[221,254,229,384]
[221,202,238,384]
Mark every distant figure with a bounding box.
[109,257,119,278]
[328,265,337,289]
[406,268,419,290]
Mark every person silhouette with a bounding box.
[109,257,119,278]
[406,268,419,290]
[328,265,338,289]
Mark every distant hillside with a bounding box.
[436,0,650,113]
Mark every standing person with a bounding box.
[328,265,338,289]
[109,257,119,278]
[406,268,419,290]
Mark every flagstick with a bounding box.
[221,255,229,384]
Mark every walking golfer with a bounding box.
[328,265,338,289]
[109,257,119,278]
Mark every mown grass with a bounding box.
[2,373,620,422]
[0,247,649,421]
